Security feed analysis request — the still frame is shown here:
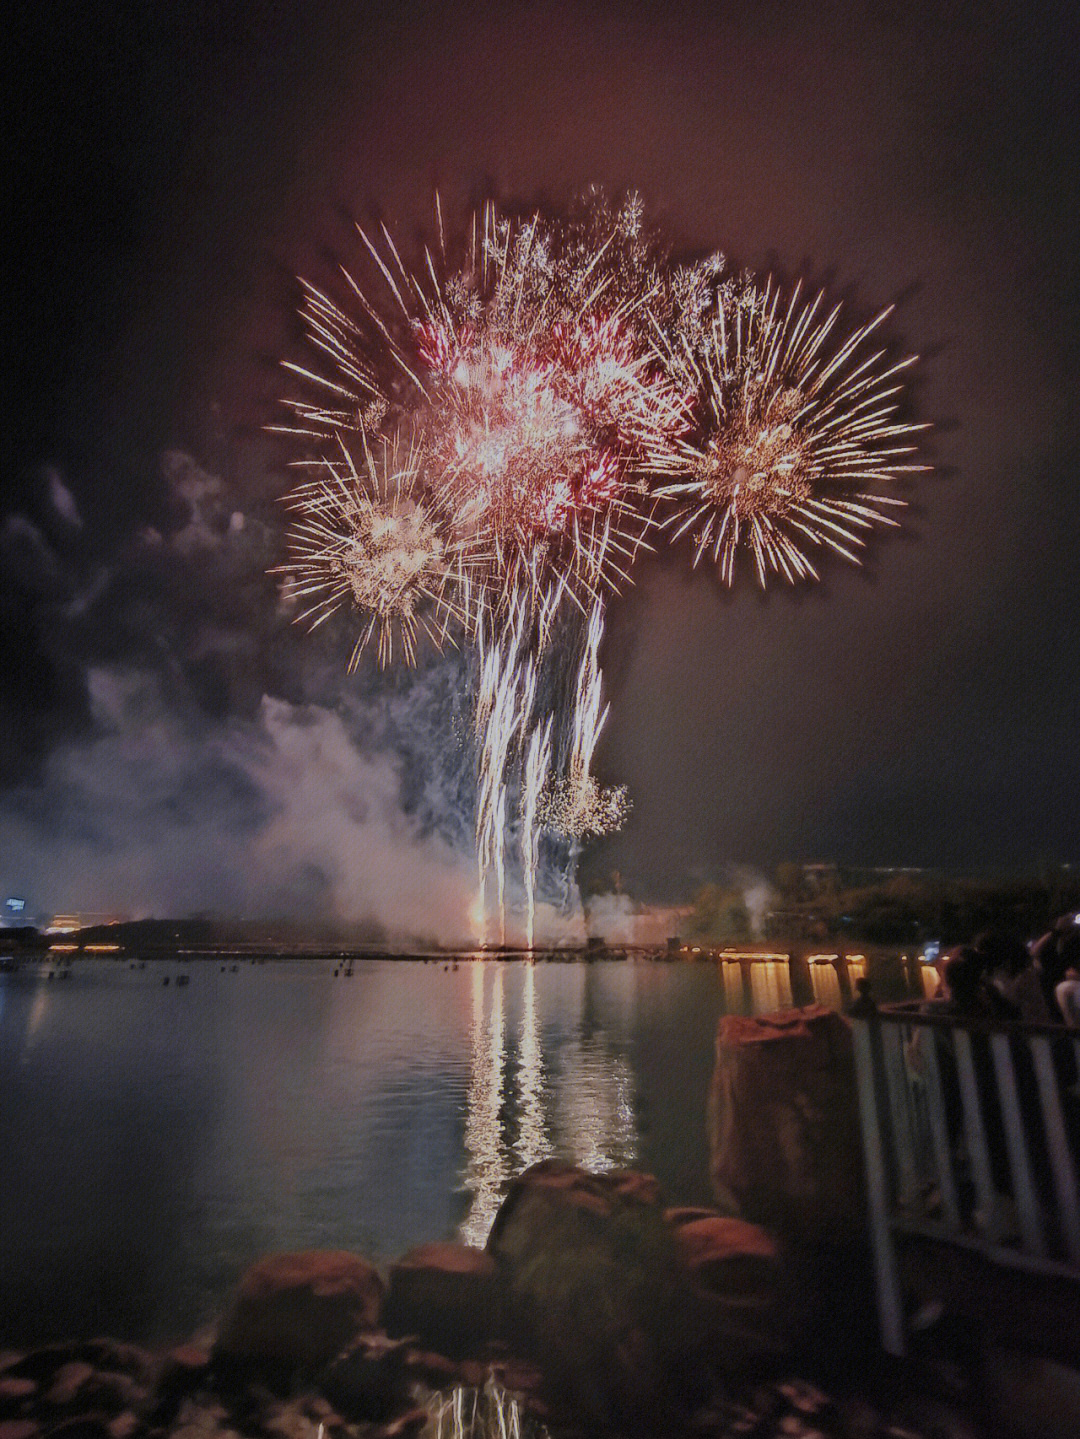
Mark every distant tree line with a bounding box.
[688,868,1080,946]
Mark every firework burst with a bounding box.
[269,191,929,943]
[536,602,630,843]
[277,430,472,668]
[537,772,631,841]
[276,195,699,630]
[653,280,929,585]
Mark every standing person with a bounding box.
[1032,916,1080,1021]
[1056,966,1080,1029]
[974,929,1048,1024]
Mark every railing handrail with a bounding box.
[849,1003,1080,1356]
[869,998,1078,1041]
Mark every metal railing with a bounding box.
[850,1002,1080,1355]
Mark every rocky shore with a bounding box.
[0,1155,1031,1439]
[5,1006,1077,1439]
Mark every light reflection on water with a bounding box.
[0,952,865,1345]
[748,959,793,1013]
[809,959,844,1008]
[459,962,638,1245]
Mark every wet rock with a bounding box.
[3,1348,79,1387]
[81,1372,145,1417]
[169,1396,235,1439]
[708,1005,865,1244]
[261,1398,325,1439]
[215,1250,383,1377]
[0,1422,41,1439]
[0,1378,37,1407]
[403,1349,460,1387]
[979,1348,1080,1439]
[671,1214,780,1301]
[157,1345,211,1400]
[105,1414,140,1439]
[885,1393,982,1439]
[665,1206,726,1229]
[2,1345,153,1401]
[485,1159,691,1433]
[42,1418,113,1439]
[46,1363,95,1407]
[80,1344,154,1382]
[605,1171,663,1207]
[489,1357,544,1398]
[317,1334,412,1423]
[377,1408,427,1439]
[383,1242,501,1357]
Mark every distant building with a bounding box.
[843,866,939,886]
[46,912,127,934]
[801,863,840,894]
[765,908,828,941]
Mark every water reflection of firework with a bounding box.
[458,963,635,1245]
[554,1037,637,1173]
[515,962,551,1171]
[460,965,507,1247]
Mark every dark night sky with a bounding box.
[5,0,1079,928]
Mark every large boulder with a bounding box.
[708,1005,864,1244]
[382,1242,501,1358]
[665,1210,785,1369]
[214,1251,383,1377]
[317,1334,413,1424]
[485,1160,692,1433]
[667,1210,779,1299]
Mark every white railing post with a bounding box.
[952,1029,1003,1243]
[851,1017,906,1355]
[917,1028,961,1229]
[880,1022,919,1206]
[989,1032,1047,1256]
[1030,1035,1080,1263]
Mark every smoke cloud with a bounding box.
[0,452,486,941]
[0,668,474,938]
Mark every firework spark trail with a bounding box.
[521,716,552,949]
[651,279,929,585]
[537,602,631,874]
[474,599,535,945]
[570,600,606,780]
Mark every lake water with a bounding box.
[0,954,861,1347]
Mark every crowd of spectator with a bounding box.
[925,913,1080,1028]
